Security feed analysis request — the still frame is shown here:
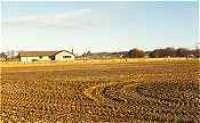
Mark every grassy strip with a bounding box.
[1,58,199,68]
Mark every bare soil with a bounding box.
[1,62,199,122]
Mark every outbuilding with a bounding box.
[18,50,75,63]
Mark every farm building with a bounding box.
[18,50,75,63]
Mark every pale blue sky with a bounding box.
[1,1,199,53]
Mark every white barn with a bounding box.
[18,50,75,63]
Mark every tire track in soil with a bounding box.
[1,66,199,122]
[83,75,200,122]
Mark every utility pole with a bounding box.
[196,41,200,58]
[196,41,200,50]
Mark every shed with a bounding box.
[18,50,75,63]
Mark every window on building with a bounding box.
[49,56,55,60]
[63,56,71,58]
[39,56,43,59]
[32,59,38,62]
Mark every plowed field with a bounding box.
[1,61,200,122]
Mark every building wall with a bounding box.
[21,56,40,63]
[21,56,51,63]
[40,56,51,61]
[55,51,74,61]
[20,51,74,63]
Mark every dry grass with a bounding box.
[1,58,199,68]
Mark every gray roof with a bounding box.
[18,50,73,57]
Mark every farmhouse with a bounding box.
[18,50,75,63]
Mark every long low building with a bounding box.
[18,50,75,63]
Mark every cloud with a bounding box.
[2,9,97,30]
[1,8,111,52]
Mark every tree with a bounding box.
[128,48,145,58]
[86,51,92,56]
[192,49,200,58]
[164,47,176,57]
[0,52,7,58]
[150,48,176,58]
[149,49,161,58]
[176,48,191,57]
[82,50,92,57]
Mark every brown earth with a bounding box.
[0,61,200,122]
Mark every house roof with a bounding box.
[18,50,73,57]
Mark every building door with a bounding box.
[50,56,55,60]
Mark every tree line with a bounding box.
[1,47,200,61]
[127,48,200,58]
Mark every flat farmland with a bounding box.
[1,61,200,122]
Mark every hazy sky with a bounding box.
[1,1,199,53]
